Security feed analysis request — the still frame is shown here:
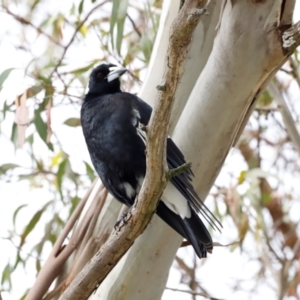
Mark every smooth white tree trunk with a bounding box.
[91,1,223,299]
[85,1,295,299]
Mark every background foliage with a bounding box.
[0,0,300,299]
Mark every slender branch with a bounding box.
[1,6,63,47]
[289,57,300,88]
[50,1,109,77]
[165,287,222,300]
[58,1,207,299]
[167,162,192,179]
[126,13,142,37]
[267,81,300,155]
[26,180,101,300]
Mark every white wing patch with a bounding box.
[161,182,191,219]
[135,129,190,219]
[122,182,136,199]
[137,127,146,144]
[131,109,141,127]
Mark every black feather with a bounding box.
[80,63,222,258]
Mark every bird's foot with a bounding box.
[114,209,132,231]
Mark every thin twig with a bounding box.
[165,287,223,300]
[168,162,192,179]
[127,13,142,37]
[50,1,109,77]
[289,57,300,88]
[1,6,63,47]
[267,81,300,156]
[26,179,100,300]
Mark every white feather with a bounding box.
[131,109,141,126]
[161,182,191,219]
[137,127,146,144]
[136,129,190,219]
[122,182,136,199]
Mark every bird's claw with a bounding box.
[114,210,132,231]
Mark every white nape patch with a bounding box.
[137,127,146,144]
[122,182,136,199]
[131,109,140,126]
[161,182,191,219]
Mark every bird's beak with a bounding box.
[107,66,127,82]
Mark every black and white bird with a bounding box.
[81,63,221,258]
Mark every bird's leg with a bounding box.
[114,208,133,231]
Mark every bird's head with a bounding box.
[88,63,127,95]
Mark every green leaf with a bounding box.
[12,252,24,271]
[36,259,41,273]
[78,0,84,14]
[110,0,128,53]
[20,210,44,247]
[69,61,98,75]
[57,159,68,195]
[0,163,20,175]
[84,161,96,181]
[116,0,128,54]
[34,110,53,151]
[257,90,273,108]
[26,84,44,99]
[69,196,80,215]
[1,263,12,288]
[64,118,81,127]
[110,0,120,49]
[2,100,14,120]
[11,122,18,149]
[13,204,28,227]
[262,193,271,205]
[31,0,41,10]
[70,3,76,15]
[0,68,14,89]
[19,201,52,247]
[140,33,153,62]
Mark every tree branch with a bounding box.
[267,81,300,155]
[1,6,63,47]
[58,1,207,299]
[26,180,102,300]
[165,287,222,300]
[167,162,192,179]
[50,1,109,77]
[282,20,300,54]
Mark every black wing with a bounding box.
[128,93,222,232]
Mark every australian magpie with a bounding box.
[80,63,221,258]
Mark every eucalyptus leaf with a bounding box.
[0,68,14,89]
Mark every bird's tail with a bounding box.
[181,207,213,257]
[156,202,213,258]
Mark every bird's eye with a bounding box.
[97,72,104,79]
